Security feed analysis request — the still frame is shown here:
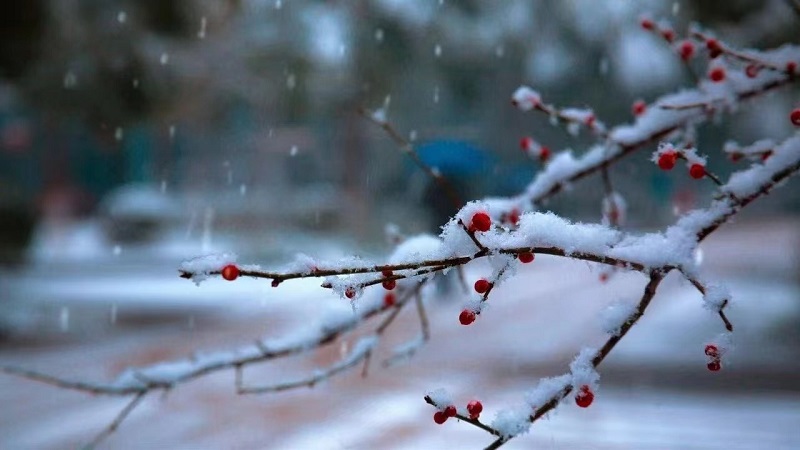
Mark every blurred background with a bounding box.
[0,0,799,449]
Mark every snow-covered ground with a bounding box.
[0,219,798,449]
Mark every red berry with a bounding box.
[640,18,654,30]
[745,64,759,78]
[470,212,492,232]
[433,411,448,424]
[679,41,695,61]
[730,152,743,162]
[459,309,476,325]
[467,400,483,419]
[709,67,726,83]
[382,279,396,290]
[761,150,773,161]
[661,29,675,43]
[585,114,596,127]
[539,146,551,161]
[345,287,356,299]
[518,252,535,264]
[271,279,281,288]
[632,100,646,116]
[706,39,722,58]
[383,293,396,307]
[791,108,800,127]
[507,208,520,226]
[575,386,594,408]
[787,61,797,75]
[705,344,719,357]
[474,279,491,294]
[444,405,457,418]
[221,264,239,281]
[689,164,705,179]
[520,136,533,151]
[381,269,393,277]
[707,360,721,372]
[658,152,677,170]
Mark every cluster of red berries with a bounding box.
[574,385,594,408]
[433,400,483,424]
[381,269,396,291]
[705,344,722,372]
[657,150,706,180]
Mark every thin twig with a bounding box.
[82,392,147,450]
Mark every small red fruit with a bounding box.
[761,150,773,161]
[658,152,677,170]
[444,405,457,418]
[689,163,705,179]
[661,29,675,43]
[345,287,356,299]
[221,264,239,281]
[433,411,448,424]
[539,146,551,161]
[585,114,596,127]
[520,136,533,151]
[518,252,535,264]
[383,293,396,307]
[787,61,797,75]
[469,212,492,233]
[467,400,483,419]
[709,67,726,83]
[632,100,646,116]
[575,385,594,408]
[745,64,759,78]
[271,279,281,288]
[706,38,722,58]
[507,208,520,226]
[382,279,396,291]
[474,279,491,294]
[640,18,654,30]
[381,269,393,277]
[791,108,800,127]
[679,40,695,61]
[459,309,476,325]
[730,152,743,162]
[707,360,721,372]
[705,344,719,357]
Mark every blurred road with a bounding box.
[0,219,799,449]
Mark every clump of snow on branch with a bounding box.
[180,252,238,285]
[702,284,731,311]
[474,211,621,260]
[491,405,533,439]
[601,300,637,336]
[569,348,600,390]
[511,86,540,111]
[724,135,800,198]
[427,387,453,410]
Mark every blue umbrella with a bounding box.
[413,140,494,177]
